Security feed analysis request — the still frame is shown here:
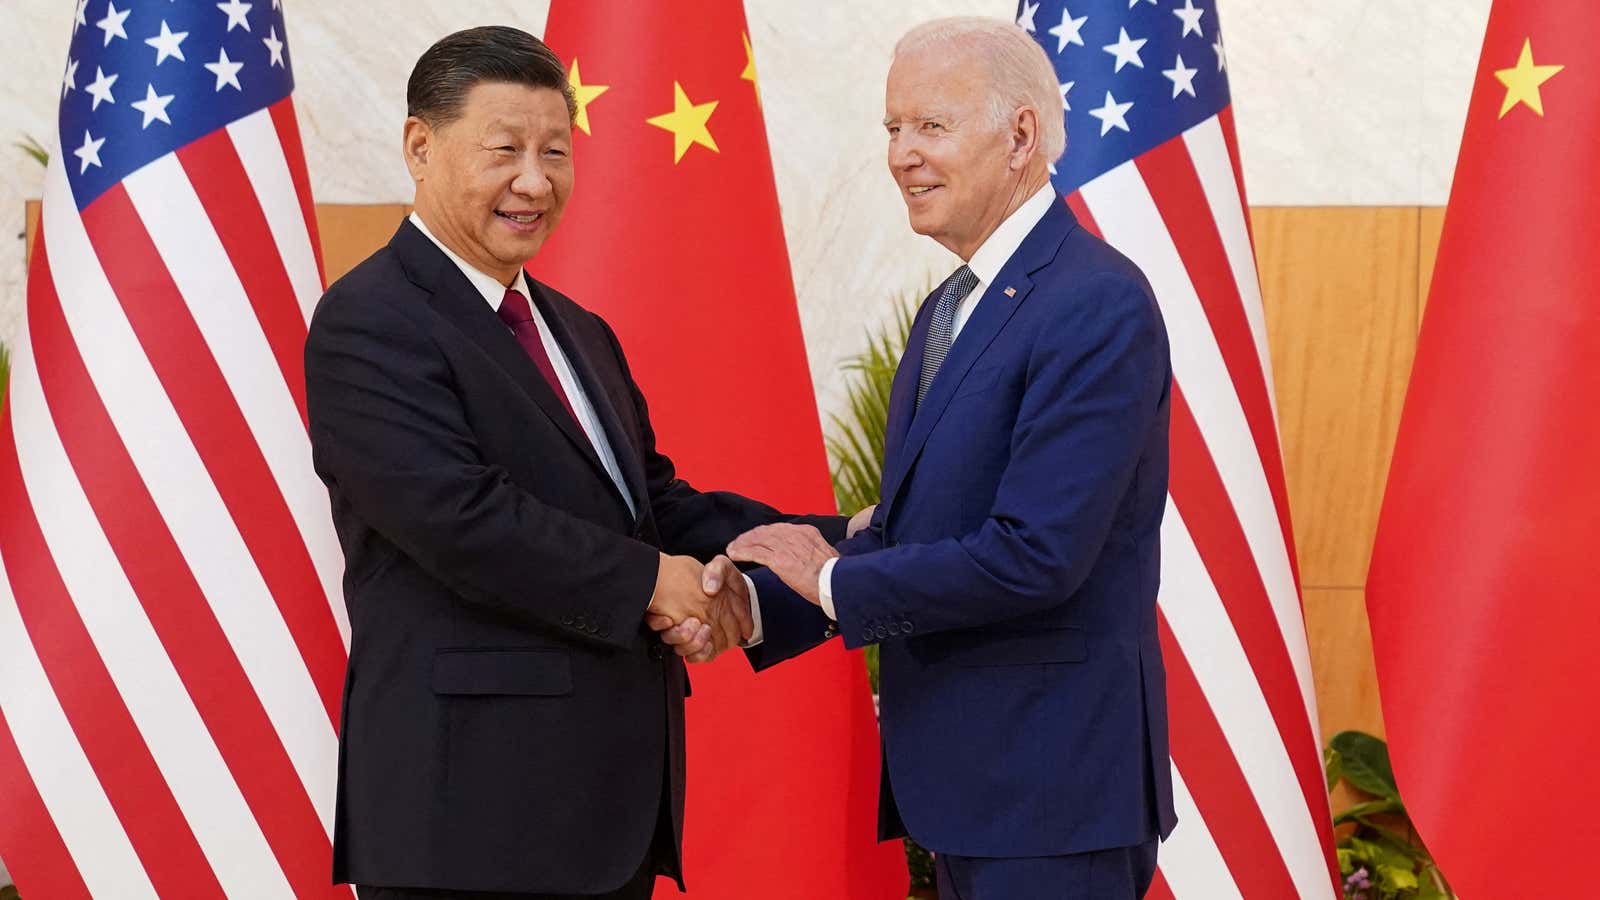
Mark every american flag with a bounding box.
[1017,1,1339,897]
[0,1,350,897]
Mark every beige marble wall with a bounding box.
[0,0,1492,432]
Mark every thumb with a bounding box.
[702,563,722,594]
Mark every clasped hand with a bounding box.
[644,554,751,664]
[646,508,870,663]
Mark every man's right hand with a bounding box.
[646,554,751,658]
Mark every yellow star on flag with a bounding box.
[742,32,761,107]
[1494,38,1563,118]
[567,59,609,135]
[646,81,719,163]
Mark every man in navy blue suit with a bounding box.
[659,15,1177,900]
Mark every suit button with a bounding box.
[587,623,600,635]
[874,626,889,640]
[901,620,914,634]
[886,622,901,637]
[861,631,874,644]
[560,615,575,626]
[824,623,838,639]
[599,625,612,638]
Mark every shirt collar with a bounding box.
[409,212,529,311]
[964,183,1057,286]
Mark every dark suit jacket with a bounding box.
[305,220,841,893]
[750,202,1179,857]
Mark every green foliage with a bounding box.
[16,134,48,167]
[826,298,915,518]
[1326,730,1453,900]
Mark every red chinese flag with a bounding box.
[534,3,906,897]
[1366,3,1600,896]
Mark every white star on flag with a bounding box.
[1128,0,1156,7]
[1213,31,1227,71]
[1016,0,1040,33]
[96,1,130,46]
[131,83,175,128]
[1088,90,1133,135]
[85,65,118,110]
[1163,54,1199,98]
[205,47,244,91]
[1174,0,1206,38]
[145,20,188,65]
[1059,80,1074,111]
[263,26,285,67]
[1102,27,1147,73]
[1047,7,1088,53]
[73,0,88,30]
[72,129,105,174]
[217,0,253,32]
[62,58,79,98]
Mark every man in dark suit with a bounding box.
[664,16,1178,900]
[305,26,844,900]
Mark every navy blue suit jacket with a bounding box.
[750,202,1178,857]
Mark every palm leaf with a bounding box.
[15,134,49,167]
[825,294,918,516]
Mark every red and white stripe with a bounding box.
[1070,110,1339,898]
[0,96,352,899]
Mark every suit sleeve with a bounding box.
[305,289,660,651]
[830,276,1169,647]
[591,317,847,560]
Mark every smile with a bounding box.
[907,186,940,197]
[496,211,542,225]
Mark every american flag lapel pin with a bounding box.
[1003,286,1017,298]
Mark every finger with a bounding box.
[728,593,754,642]
[674,624,713,658]
[660,617,702,646]
[702,555,733,595]
[646,614,677,632]
[727,543,776,565]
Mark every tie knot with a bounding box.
[944,265,978,300]
[498,288,534,326]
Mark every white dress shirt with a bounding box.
[409,213,637,520]
[814,182,1059,621]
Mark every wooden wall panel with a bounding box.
[1251,207,1420,591]
[315,204,410,284]
[1418,206,1447,322]
[1303,588,1387,742]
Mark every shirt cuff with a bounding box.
[741,574,764,647]
[819,557,839,621]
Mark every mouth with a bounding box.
[905,185,941,199]
[495,210,544,231]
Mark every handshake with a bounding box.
[642,505,874,663]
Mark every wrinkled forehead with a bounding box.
[885,49,989,121]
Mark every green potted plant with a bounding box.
[1325,730,1453,899]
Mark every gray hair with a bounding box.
[894,17,1066,163]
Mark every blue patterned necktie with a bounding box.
[917,264,981,408]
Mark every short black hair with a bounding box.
[406,26,576,128]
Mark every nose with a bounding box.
[888,135,922,174]
[510,154,553,200]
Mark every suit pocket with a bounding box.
[432,649,573,696]
[952,364,1003,399]
[940,626,1087,667]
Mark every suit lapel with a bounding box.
[526,279,649,521]
[390,221,620,501]
[877,291,935,507]
[880,202,1078,513]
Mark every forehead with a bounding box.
[885,47,987,116]
[453,81,571,132]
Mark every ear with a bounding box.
[402,116,432,183]
[1009,106,1041,171]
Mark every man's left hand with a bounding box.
[727,523,839,607]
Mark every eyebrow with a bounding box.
[883,112,949,127]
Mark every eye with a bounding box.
[543,147,568,158]
[886,125,900,136]
[922,121,943,132]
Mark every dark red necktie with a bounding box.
[498,288,580,425]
